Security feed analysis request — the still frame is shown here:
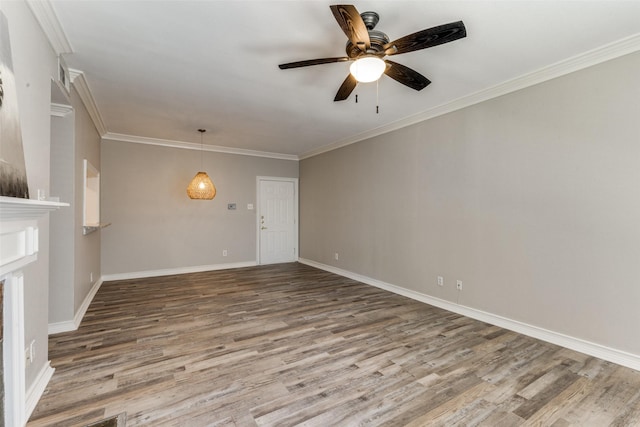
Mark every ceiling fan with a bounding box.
[279,4,466,102]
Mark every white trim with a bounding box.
[22,0,640,163]
[4,273,26,427]
[50,102,73,117]
[101,261,257,282]
[25,0,73,54]
[299,33,640,160]
[256,177,299,265]
[25,362,55,422]
[0,197,68,221]
[47,319,75,336]
[69,69,107,136]
[0,223,38,277]
[75,277,103,326]
[48,278,103,335]
[102,132,299,161]
[298,258,640,372]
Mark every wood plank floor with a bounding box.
[28,263,640,427]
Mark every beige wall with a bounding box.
[300,51,640,356]
[72,87,101,313]
[50,108,75,323]
[2,0,58,387]
[101,140,298,275]
[50,84,102,324]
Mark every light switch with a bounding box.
[247,203,254,210]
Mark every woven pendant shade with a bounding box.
[187,171,216,200]
[187,128,216,200]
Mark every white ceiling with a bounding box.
[49,1,640,158]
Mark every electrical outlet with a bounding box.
[222,249,228,257]
[456,280,463,291]
[437,276,444,286]
[334,252,339,260]
[25,340,36,364]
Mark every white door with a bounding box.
[258,177,298,264]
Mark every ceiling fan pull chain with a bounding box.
[376,79,379,114]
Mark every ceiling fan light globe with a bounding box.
[350,56,385,83]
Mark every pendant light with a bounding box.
[187,129,216,200]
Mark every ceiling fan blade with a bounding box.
[384,60,431,91]
[330,4,370,52]
[334,74,358,101]
[279,57,350,69]
[383,21,466,55]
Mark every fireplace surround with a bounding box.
[1,196,67,426]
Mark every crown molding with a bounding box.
[300,32,640,160]
[102,132,299,161]
[25,0,73,54]
[69,69,107,136]
[50,102,73,117]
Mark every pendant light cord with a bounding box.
[198,129,205,170]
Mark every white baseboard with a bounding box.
[25,361,55,422]
[74,277,103,327]
[298,257,640,372]
[48,278,103,335]
[101,261,257,282]
[47,319,75,335]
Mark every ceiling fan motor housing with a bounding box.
[345,11,388,58]
[345,28,390,58]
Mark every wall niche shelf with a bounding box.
[82,222,111,236]
[81,158,106,236]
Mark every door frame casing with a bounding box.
[256,176,299,265]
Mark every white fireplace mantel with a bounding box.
[1,196,69,277]
[0,196,69,221]
[1,195,68,427]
